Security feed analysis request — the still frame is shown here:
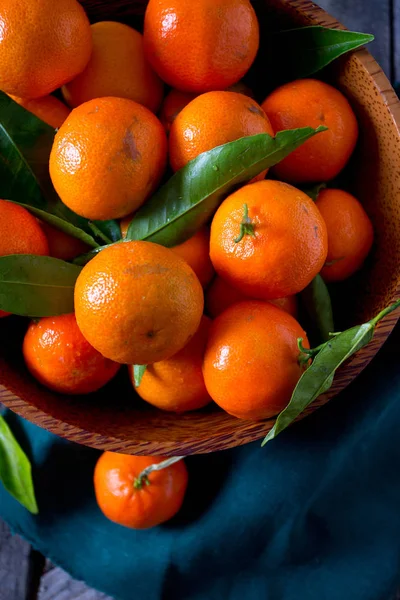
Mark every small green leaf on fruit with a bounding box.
[126,127,327,247]
[262,299,400,445]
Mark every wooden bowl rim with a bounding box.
[1,0,400,455]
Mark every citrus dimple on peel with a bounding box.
[49,97,167,221]
[74,241,204,365]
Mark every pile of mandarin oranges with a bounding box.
[0,0,374,431]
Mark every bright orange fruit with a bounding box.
[143,0,259,93]
[262,79,358,183]
[159,89,197,134]
[203,300,309,420]
[210,180,328,299]
[94,453,188,529]
[50,97,167,221]
[23,313,120,395]
[169,91,273,175]
[171,228,214,289]
[316,188,374,281]
[62,21,164,113]
[131,315,212,413]
[74,241,204,365]
[159,82,254,134]
[0,0,92,98]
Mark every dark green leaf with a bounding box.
[73,243,116,266]
[0,415,38,513]
[262,323,374,445]
[301,182,326,202]
[300,274,334,343]
[133,365,147,387]
[8,201,98,248]
[126,127,327,246]
[0,255,81,317]
[266,27,374,81]
[0,92,120,244]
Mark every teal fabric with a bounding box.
[1,324,400,600]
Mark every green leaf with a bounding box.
[266,27,374,81]
[72,243,115,266]
[126,127,327,246]
[133,365,147,387]
[261,298,400,445]
[0,254,81,317]
[93,220,121,244]
[300,274,334,343]
[262,323,374,445]
[301,182,326,202]
[0,415,38,514]
[8,201,98,248]
[0,92,120,245]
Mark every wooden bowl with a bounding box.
[1,0,399,456]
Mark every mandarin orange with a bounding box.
[262,79,358,183]
[210,180,328,299]
[0,0,92,98]
[316,188,374,281]
[50,97,167,221]
[171,228,214,289]
[169,91,273,174]
[131,316,212,413]
[203,300,309,420]
[74,241,204,365]
[23,314,120,395]
[94,453,188,529]
[62,21,163,112]
[143,0,259,93]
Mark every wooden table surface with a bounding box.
[0,0,398,598]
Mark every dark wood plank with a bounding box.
[317,0,392,77]
[0,520,44,600]
[38,563,113,600]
